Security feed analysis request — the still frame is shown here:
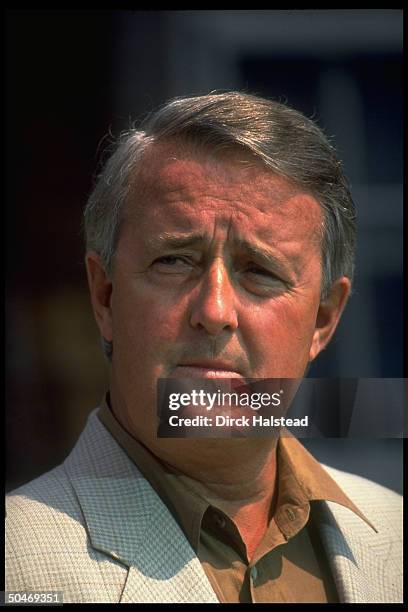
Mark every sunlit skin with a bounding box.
[86,141,350,560]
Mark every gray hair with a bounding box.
[83,91,356,361]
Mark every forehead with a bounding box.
[125,141,323,239]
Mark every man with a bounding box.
[5,92,402,603]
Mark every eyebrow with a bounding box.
[147,232,206,251]
[233,237,295,278]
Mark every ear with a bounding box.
[309,276,351,362]
[85,251,113,343]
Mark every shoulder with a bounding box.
[5,414,129,602]
[6,465,92,596]
[6,461,85,546]
[7,461,78,511]
[5,410,104,534]
[313,466,403,603]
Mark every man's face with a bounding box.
[87,142,349,448]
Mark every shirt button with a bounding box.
[251,566,258,582]
[286,508,296,521]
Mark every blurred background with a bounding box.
[6,10,403,492]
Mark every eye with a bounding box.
[151,255,195,273]
[246,266,276,279]
[248,266,266,275]
[241,264,288,295]
[156,256,185,265]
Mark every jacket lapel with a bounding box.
[64,409,219,603]
[118,495,219,603]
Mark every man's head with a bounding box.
[83,92,354,455]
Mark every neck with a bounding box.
[109,383,279,527]
[161,440,279,562]
[159,438,279,521]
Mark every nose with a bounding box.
[189,258,238,336]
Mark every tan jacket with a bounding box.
[5,408,403,603]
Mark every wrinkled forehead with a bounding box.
[124,139,324,237]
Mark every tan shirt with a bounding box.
[97,393,376,603]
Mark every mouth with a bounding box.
[172,361,244,379]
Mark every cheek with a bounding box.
[245,297,318,370]
[112,280,187,351]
